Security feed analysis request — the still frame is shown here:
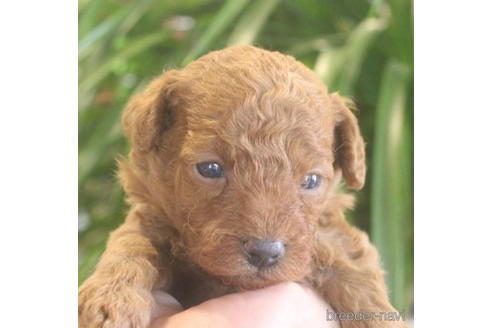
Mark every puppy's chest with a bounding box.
[167,259,236,309]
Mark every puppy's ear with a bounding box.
[122,70,180,152]
[332,93,366,190]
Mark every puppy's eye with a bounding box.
[196,162,225,179]
[301,174,322,190]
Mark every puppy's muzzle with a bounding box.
[242,239,285,269]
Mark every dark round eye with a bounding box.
[196,162,224,179]
[301,174,322,190]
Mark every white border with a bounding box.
[415,0,492,327]
[0,1,77,327]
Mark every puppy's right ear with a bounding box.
[122,70,180,152]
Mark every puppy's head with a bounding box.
[122,46,365,289]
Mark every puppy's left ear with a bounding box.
[332,93,366,190]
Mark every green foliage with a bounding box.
[79,0,413,313]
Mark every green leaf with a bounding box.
[370,60,412,312]
[314,12,387,95]
[79,0,156,59]
[227,0,281,46]
[181,0,249,65]
[336,12,387,95]
[79,4,135,58]
[79,31,169,101]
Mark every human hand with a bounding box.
[150,282,339,328]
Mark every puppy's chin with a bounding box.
[228,272,305,291]
[227,275,283,290]
[196,256,312,291]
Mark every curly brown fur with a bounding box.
[79,45,406,328]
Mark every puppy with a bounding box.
[79,45,406,328]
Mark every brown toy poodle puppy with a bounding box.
[78,45,406,328]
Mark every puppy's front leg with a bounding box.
[78,208,170,328]
[310,221,407,328]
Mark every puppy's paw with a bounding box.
[78,276,154,328]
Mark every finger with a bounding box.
[151,290,183,320]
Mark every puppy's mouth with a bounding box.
[216,263,291,290]
[223,273,281,290]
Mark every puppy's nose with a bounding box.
[243,239,285,268]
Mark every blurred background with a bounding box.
[79,0,413,318]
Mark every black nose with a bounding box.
[243,239,285,268]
